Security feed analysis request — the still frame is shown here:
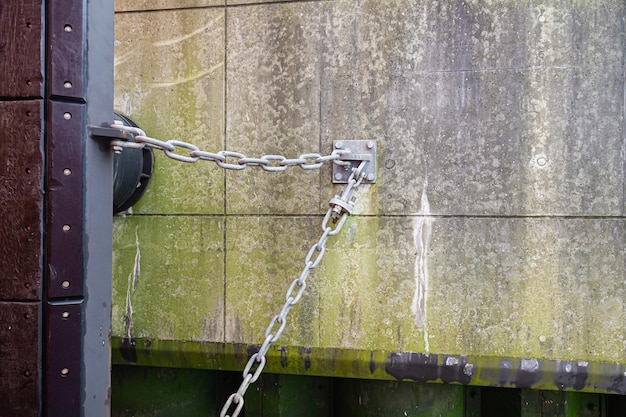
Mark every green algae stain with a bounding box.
[112,215,225,342]
[224,216,324,345]
[111,0,626,375]
[317,216,427,353]
[114,8,225,216]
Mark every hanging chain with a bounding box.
[219,161,369,417]
[107,119,371,417]
[109,121,350,171]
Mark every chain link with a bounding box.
[219,162,369,417]
[111,122,350,170]
[111,120,370,417]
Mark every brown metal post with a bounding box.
[0,1,45,416]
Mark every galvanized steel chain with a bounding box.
[219,161,369,417]
[109,121,350,171]
[108,119,371,417]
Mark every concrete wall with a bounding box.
[112,0,626,389]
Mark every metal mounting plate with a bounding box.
[332,140,377,184]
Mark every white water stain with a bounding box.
[124,226,141,339]
[132,227,141,291]
[124,271,133,339]
[411,180,433,353]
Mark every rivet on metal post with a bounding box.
[332,140,377,184]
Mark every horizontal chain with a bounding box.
[219,162,369,417]
[110,122,351,170]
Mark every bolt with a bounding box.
[367,173,375,181]
[334,172,343,181]
[335,141,343,149]
[367,141,375,149]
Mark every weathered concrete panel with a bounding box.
[115,0,223,12]
[224,216,324,344]
[225,216,626,364]
[426,218,626,363]
[114,8,225,215]
[223,0,625,216]
[228,0,311,5]
[112,0,626,386]
[112,216,225,342]
[371,68,623,216]
[316,216,426,351]
[321,0,624,216]
[226,3,328,215]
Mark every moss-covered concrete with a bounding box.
[114,7,225,215]
[113,0,626,391]
[112,216,224,341]
[225,2,328,215]
[321,0,624,216]
[115,0,224,13]
[427,218,625,363]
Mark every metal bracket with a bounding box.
[88,115,154,214]
[89,125,130,140]
[332,140,377,184]
[89,124,135,154]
